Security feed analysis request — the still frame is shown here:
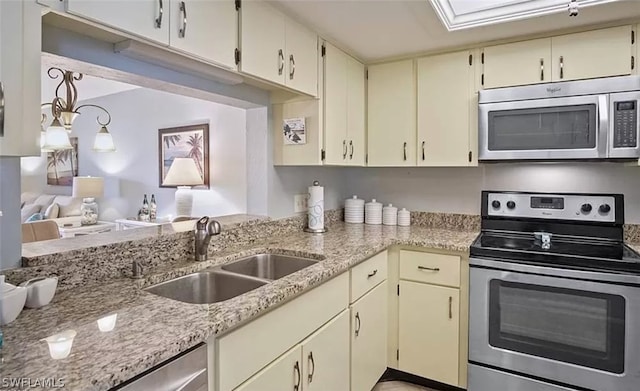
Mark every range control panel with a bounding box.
[486,192,616,222]
[613,100,638,148]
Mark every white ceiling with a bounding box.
[41,68,139,103]
[271,0,640,62]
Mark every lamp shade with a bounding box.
[163,158,203,186]
[42,119,72,151]
[93,126,116,152]
[72,177,104,198]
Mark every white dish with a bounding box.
[20,277,58,309]
[0,286,27,325]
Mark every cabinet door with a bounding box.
[351,282,388,391]
[301,310,350,391]
[483,38,551,88]
[367,60,416,166]
[169,0,237,69]
[346,56,366,166]
[240,0,285,85]
[66,0,169,44]
[399,281,460,387]
[417,50,473,166]
[323,42,348,165]
[0,1,40,156]
[234,346,302,391]
[285,20,318,96]
[552,26,633,82]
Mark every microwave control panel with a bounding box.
[613,100,638,148]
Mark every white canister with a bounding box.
[383,204,398,226]
[365,199,383,225]
[345,195,365,224]
[398,208,411,227]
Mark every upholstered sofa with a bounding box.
[20,192,83,223]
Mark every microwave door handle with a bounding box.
[598,95,609,158]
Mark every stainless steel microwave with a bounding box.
[478,76,640,161]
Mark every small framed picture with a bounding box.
[283,117,306,145]
[158,123,210,189]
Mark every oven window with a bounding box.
[489,280,625,373]
[488,104,597,151]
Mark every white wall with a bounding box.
[344,163,640,223]
[22,88,247,220]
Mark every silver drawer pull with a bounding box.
[0,81,4,137]
[417,265,440,272]
[179,1,187,38]
[155,0,163,28]
[367,269,378,278]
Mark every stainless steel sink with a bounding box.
[144,270,267,304]
[221,254,318,280]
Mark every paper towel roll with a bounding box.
[308,181,324,231]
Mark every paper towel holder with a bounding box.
[304,180,328,234]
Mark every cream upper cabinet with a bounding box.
[234,346,302,391]
[482,38,551,88]
[285,20,318,96]
[417,50,475,166]
[240,0,317,95]
[368,60,416,166]
[551,26,633,82]
[66,0,170,45]
[301,310,351,391]
[0,0,41,157]
[169,0,237,69]
[324,43,365,166]
[351,282,388,391]
[399,281,460,387]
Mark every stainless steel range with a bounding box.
[469,191,640,391]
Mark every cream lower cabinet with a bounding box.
[351,282,388,391]
[235,310,350,391]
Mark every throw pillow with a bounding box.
[44,203,60,219]
[25,213,44,222]
[33,194,57,209]
[21,204,41,223]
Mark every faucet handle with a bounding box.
[196,216,209,231]
[208,220,221,236]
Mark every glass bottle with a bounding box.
[141,194,150,222]
[150,194,157,221]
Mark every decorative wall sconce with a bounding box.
[41,68,116,152]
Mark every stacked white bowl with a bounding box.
[398,208,411,226]
[345,195,365,224]
[365,199,383,225]
[383,204,398,226]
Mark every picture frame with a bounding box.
[158,123,210,189]
[47,137,79,186]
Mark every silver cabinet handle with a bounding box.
[421,141,425,161]
[349,140,354,159]
[540,58,544,81]
[179,1,187,38]
[342,140,347,159]
[403,142,407,161]
[155,0,163,28]
[307,352,315,383]
[293,361,301,391]
[289,54,295,80]
[367,269,377,278]
[278,49,284,75]
[418,265,440,272]
[355,312,361,337]
[449,296,453,319]
[0,81,4,137]
[559,56,564,79]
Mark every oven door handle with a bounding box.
[598,94,610,158]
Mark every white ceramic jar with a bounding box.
[345,195,365,224]
[365,199,383,225]
[398,208,411,226]
[383,204,398,226]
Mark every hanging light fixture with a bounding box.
[41,68,116,152]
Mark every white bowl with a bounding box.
[0,286,27,325]
[20,277,58,309]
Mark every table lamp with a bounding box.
[72,176,104,225]
[162,158,203,217]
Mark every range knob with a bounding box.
[599,204,611,214]
[491,200,501,209]
[506,201,516,210]
[581,203,593,213]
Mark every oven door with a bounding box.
[478,94,608,160]
[469,258,640,391]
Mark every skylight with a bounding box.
[429,0,619,31]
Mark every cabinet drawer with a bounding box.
[217,272,349,391]
[351,251,387,303]
[399,251,460,288]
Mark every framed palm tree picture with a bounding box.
[47,137,79,186]
[158,123,210,189]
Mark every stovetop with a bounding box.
[470,231,640,274]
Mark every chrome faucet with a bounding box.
[194,216,222,261]
[132,260,144,279]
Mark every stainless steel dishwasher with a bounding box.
[112,344,208,391]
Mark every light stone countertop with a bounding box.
[0,223,478,391]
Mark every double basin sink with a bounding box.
[144,254,319,304]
